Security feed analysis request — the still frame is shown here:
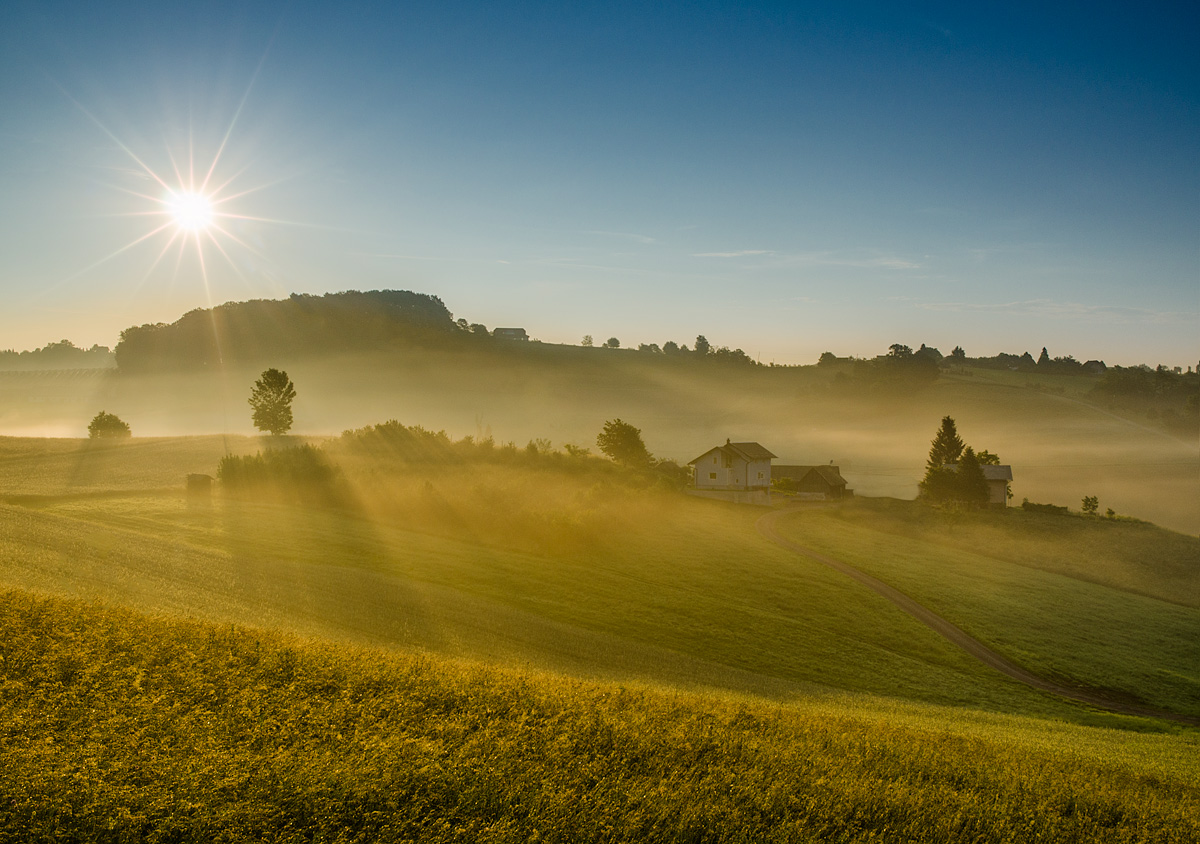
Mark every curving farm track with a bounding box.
[757,508,1200,727]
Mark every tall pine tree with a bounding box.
[926,416,964,468]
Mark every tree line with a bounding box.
[0,340,115,371]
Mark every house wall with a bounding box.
[987,479,1008,506]
[693,449,735,489]
[745,458,772,489]
[692,451,772,490]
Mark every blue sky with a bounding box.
[1,1,1196,365]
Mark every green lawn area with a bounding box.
[770,500,1200,718]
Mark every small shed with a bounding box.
[493,327,529,341]
[772,465,849,499]
[982,465,1013,506]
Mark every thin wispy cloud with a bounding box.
[917,299,1197,324]
[582,230,656,244]
[781,251,920,270]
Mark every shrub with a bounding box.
[87,410,131,439]
[218,445,345,506]
[1021,499,1070,515]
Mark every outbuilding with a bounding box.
[771,465,849,499]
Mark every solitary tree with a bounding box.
[596,418,651,467]
[1082,495,1100,516]
[88,410,131,439]
[604,337,621,349]
[249,368,296,435]
[581,335,593,347]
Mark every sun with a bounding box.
[60,85,298,292]
[167,190,215,232]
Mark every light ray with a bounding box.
[57,85,173,193]
[61,221,176,283]
[200,36,274,193]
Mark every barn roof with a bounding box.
[773,465,848,486]
[944,463,1013,481]
[982,465,1013,481]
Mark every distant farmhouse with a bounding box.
[688,440,776,504]
[772,464,849,500]
[493,327,529,341]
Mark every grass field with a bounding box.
[770,500,1200,718]
[2,434,1197,724]
[3,588,1199,843]
[2,348,1196,534]
[3,432,1199,838]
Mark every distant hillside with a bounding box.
[114,290,457,371]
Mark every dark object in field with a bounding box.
[186,473,213,502]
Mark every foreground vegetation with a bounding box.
[3,589,1198,843]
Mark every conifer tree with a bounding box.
[956,446,989,505]
[926,416,964,468]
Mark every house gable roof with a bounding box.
[688,441,777,465]
[725,441,777,461]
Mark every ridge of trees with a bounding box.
[115,290,457,372]
[0,340,115,371]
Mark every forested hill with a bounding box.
[114,290,456,371]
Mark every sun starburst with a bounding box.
[58,77,300,302]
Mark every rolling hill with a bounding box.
[2,430,1198,839]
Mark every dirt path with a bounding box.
[757,509,1200,727]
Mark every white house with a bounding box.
[688,440,777,491]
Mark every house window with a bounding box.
[757,471,764,479]
[712,457,717,464]
[708,472,717,480]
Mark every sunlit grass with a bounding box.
[771,502,1200,717]
[2,589,1197,842]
